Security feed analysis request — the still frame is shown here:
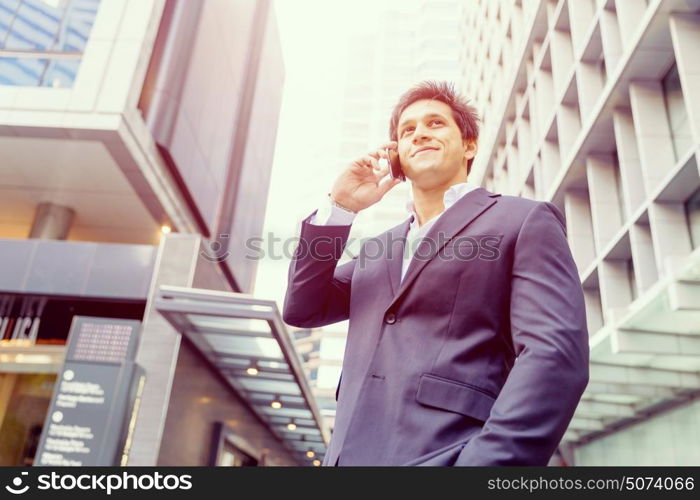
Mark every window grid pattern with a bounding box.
[0,0,101,87]
[460,0,700,449]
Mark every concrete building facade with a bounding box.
[462,0,700,465]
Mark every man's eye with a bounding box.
[430,119,443,126]
[401,127,414,136]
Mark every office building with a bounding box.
[0,0,327,466]
[462,0,700,465]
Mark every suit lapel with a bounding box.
[384,217,412,295]
[385,187,500,311]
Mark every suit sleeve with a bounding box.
[282,209,357,328]
[454,201,590,465]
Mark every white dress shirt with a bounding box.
[309,181,480,282]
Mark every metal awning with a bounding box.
[565,248,700,443]
[155,286,328,465]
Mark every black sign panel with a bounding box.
[34,317,142,466]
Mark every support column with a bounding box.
[648,202,693,279]
[586,154,624,251]
[614,0,648,51]
[612,108,646,216]
[629,81,676,195]
[28,203,75,240]
[598,260,633,324]
[669,13,700,145]
[600,7,624,73]
[564,189,596,273]
[125,233,202,466]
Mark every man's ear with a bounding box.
[463,139,478,162]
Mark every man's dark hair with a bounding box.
[389,80,480,172]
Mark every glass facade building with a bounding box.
[0,0,101,87]
[0,0,326,466]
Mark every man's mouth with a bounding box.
[412,147,439,157]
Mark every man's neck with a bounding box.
[412,177,467,228]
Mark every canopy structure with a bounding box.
[155,286,329,464]
[566,249,700,443]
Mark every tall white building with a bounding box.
[414,0,463,82]
[462,0,700,465]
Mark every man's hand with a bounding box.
[329,141,402,213]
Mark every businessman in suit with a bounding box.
[283,81,589,466]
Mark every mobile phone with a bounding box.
[385,148,405,182]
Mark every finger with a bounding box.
[351,155,377,173]
[377,157,389,172]
[368,142,397,160]
[360,155,378,171]
[368,150,390,162]
[373,163,389,182]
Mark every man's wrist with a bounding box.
[328,193,358,214]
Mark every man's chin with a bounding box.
[408,169,454,189]
[406,162,440,177]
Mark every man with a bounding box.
[283,81,589,466]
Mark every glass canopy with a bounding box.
[567,248,700,443]
[155,286,328,465]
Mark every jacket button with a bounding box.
[385,312,396,324]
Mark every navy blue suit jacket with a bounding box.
[283,187,589,466]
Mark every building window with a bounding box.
[0,373,56,466]
[662,63,693,162]
[0,0,101,87]
[686,187,700,250]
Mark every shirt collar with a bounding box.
[405,181,480,226]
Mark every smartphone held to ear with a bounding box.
[384,148,405,182]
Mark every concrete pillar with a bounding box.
[564,188,596,273]
[669,13,700,145]
[629,81,676,195]
[600,8,624,74]
[648,202,693,280]
[28,203,75,240]
[125,233,202,466]
[615,0,648,51]
[612,108,646,216]
[583,287,604,335]
[567,0,595,56]
[629,221,658,295]
[598,259,633,324]
[558,104,582,159]
[587,154,624,252]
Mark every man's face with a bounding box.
[396,99,476,188]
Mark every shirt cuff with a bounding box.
[308,198,357,226]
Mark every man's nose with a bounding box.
[411,124,431,143]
